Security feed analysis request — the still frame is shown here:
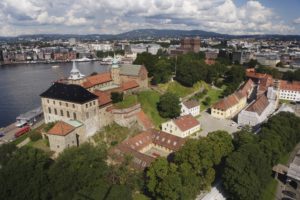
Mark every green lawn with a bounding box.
[27,139,51,153]
[115,95,138,109]
[93,123,140,147]
[133,193,151,200]
[137,90,167,128]
[158,81,203,98]
[200,85,226,110]
[261,179,278,200]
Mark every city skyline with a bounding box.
[0,0,300,37]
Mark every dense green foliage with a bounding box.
[111,92,124,103]
[223,112,300,200]
[28,130,42,141]
[0,143,138,200]
[222,65,246,96]
[134,52,173,84]
[0,147,52,200]
[157,92,181,118]
[146,131,233,200]
[283,69,300,81]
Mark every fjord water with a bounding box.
[0,62,109,127]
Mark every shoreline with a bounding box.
[0,59,102,66]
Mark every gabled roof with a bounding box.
[212,93,240,111]
[122,80,139,91]
[182,100,199,109]
[120,65,143,76]
[93,90,112,106]
[47,121,75,136]
[173,114,200,132]
[40,82,98,104]
[82,72,112,88]
[136,111,154,130]
[280,80,300,92]
[109,129,185,170]
[246,95,269,116]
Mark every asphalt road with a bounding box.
[197,111,239,137]
[0,119,44,145]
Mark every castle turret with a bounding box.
[68,61,85,84]
[111,56,120,85]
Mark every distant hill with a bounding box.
[0,29,300,42]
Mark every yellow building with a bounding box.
[211,79,254,119]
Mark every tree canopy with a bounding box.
[223,112,300,200]
[146,131,233,200]
[157,92,181,118]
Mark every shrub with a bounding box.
[111,92,124,103]
[29,130,42,141]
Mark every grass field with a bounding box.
[261,179,278,200]
[93,123,140,147]
[115,95,138,109]
[137,90,167,128]
[199,85,226,110]
[158,81,203,98]
[27,139,51,153]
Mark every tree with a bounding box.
[133,52,158,77]
[48,144,109,200]
[111,92,124,103]
[0,147,52,200]
[223,144,271,200]
[151,59,173,85]
[0,143,17,167]
[157,92,181,118]
[146,158,182,200]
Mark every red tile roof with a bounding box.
[246,69,272,80]
[212,93,240,111]
[173,114,200,132]
[136,110,154,130]
[239,79,254,97]
[82,72,112,88]
[246,95,269,115]
[109,129,185,170]
[121,80,139,91]
[47,121,75,136]
[280,80,300,92]
[93,90,112,106]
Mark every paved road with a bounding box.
[0,119,44,145]
[197,111,239,137]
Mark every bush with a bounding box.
[44,122,56,132]
[29,130,42,141]
[111,92,124,103]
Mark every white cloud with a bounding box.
[294,17,300,24]
[0,0,297,36]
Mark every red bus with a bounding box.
[15,126,30,138]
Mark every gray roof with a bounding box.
[120,64,142,76]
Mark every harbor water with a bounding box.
[0,61,109,127]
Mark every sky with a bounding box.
[0,0,300,36]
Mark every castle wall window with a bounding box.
[73,112,77,120]
[54,108,57,115]
[60,110,64,116]
[48,107,51,114]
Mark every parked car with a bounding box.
[282,190,296,198]
[15,126,31,138]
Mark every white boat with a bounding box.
[15,107,43,127]
[52,65,60,69]
[73,57,93,62]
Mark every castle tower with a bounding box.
[111,56,120,85]
[68,61,85,84]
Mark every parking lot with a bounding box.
[197,111,239,137]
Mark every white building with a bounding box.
[180,100,200,117]
[89,43,113,51]
[161,115,200,138]
[279,80,300,101]
[238,87,278,127]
